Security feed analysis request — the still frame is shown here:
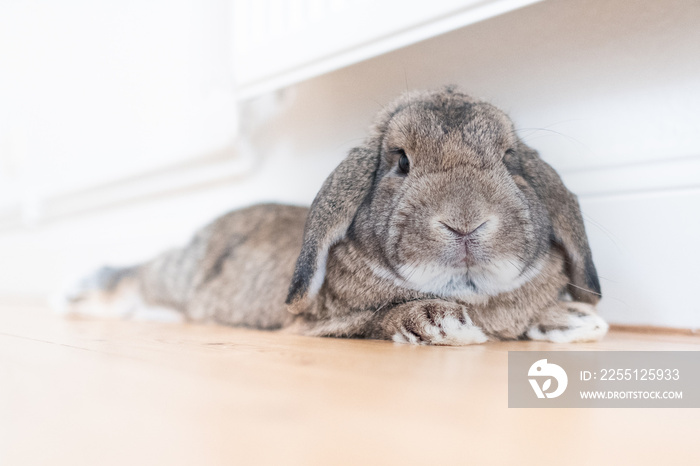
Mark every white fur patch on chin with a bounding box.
[392,315,489,346]
[395,262,457,292]
[471,257,544,295]
[527,304,609,343]
[391,255,544,301]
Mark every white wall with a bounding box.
[1,0,698,328]
[0,0,237,216]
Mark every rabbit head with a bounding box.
[286,87,600,314]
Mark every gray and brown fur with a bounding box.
[64,87,607,345]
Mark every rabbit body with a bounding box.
[65,87,607,345]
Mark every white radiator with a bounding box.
[231,0,542,98]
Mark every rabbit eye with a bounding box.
[398,151,410,174]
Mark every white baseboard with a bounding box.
[562,154,700,199]
[0,145,255,231]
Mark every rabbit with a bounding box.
[62,86,607,345]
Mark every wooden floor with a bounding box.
[1,305,699,466]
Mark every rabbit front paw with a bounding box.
[526,302,608,343]
[384,300,488,346]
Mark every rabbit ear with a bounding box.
[286,146,378,314]
[512,143,602,304]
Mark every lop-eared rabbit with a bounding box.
[64,87,607,345]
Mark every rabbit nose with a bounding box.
[440,220,490,264]
[439,220,488,239]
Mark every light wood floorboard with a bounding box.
[1,305,699,466]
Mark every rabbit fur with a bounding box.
[64,87,607,345]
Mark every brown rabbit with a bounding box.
[63,87,607,345]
